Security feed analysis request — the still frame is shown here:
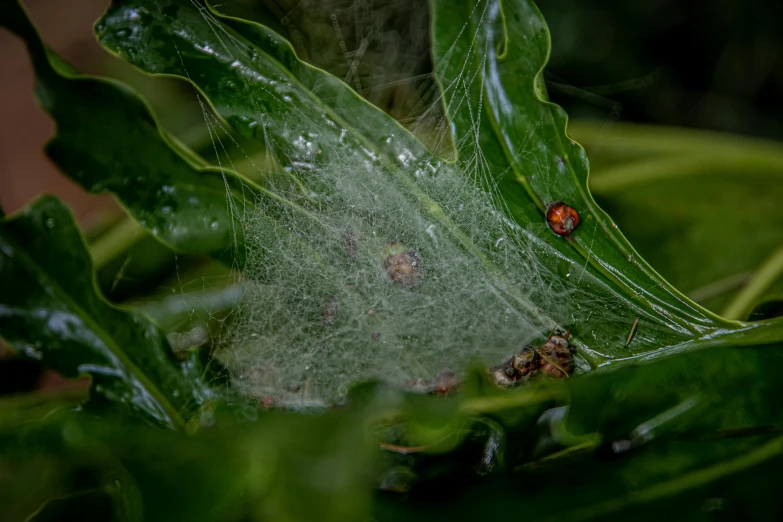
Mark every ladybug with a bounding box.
[546,201,580,236]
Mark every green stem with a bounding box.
[570,120,783,162]
[687,272,752,304]
[138,284,243,330]
[722,246,783,320]
[459,385,564,415]
[89,217,145,269]
[590,154,783,193]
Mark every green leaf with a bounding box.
[0,388,88,431]
[0,196,209,427]
[427,0,750,354]
[1,0,257,264]
[573,121,783,319]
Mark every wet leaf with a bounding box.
[0,197,210,427]
[1,1,255,264]
[428,0,752,358]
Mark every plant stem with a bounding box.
[589,154,783,193]
[722,246,783,321]
[89,217,146,269]
[570,120,783,162]
[687,272,752,304]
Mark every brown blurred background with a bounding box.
[1,0,112,393]
[1,0,113,220]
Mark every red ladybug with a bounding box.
[546,201,580,236]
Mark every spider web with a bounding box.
[123,0,636,405]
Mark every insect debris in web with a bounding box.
[406,370,460,397]
[383,242,423,285]
[487,327,577,387]
[625,317,640,347]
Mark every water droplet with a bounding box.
[114,28,131,38]
[219,78,237,90]
[227,115,258,139]
[210,221,220,230]
[161,185,176,195]
[24,345,43,360]
[161,206,172,214]
[45,217,55,228]
[188,197,199,207]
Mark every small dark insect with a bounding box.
[546,201,580,236]
[321,295,340,325]
[430,370,459,397]
[342,231,359,259]
[384,243,422,285]
[406,370,460,396]
[259,397,277,410]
